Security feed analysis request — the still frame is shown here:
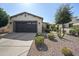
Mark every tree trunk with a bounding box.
[57,24,62,38]
[57,24,65,39]
[62,24,65,38]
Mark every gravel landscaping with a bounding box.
[28,35,79,56]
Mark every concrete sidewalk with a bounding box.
[0,38,33,56]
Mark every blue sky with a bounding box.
[0,3,79,24]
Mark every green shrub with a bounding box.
[48,33,55,40]
[69,29,76,35]
[70,26,79,36]
[61,47,73,56]
[35,36,44,46]
[35,33,44,37]
[76,28,79,36]
[51,26,58,32]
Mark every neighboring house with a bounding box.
[9,12,43,33]
[64,17,79,28]
[62,17,79,33]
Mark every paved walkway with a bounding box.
[0,33,35,56]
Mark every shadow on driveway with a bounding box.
[2,33,36,41]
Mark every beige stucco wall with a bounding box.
[9,13,43,33]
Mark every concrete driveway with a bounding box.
[0,33,35,56]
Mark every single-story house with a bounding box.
[64,17,79,28]
[9,12,43,33]
[62,17,79,34]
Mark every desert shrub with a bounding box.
[69,27,79,36]
[35,36,44,46]
[51,24,60,32]
[53,27,58,31]
[61,47,73,56]
[48,32,55,40]
[35,33,44,37]
[69,29,76,35]
[76,28,79,36]
[51,25,58,32]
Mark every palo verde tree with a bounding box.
[55,4,72,38]
[0,8,9,28]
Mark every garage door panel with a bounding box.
[14,21,37,33]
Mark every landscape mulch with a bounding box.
[28,35,79,56]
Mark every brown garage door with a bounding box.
[13,21,37,33]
